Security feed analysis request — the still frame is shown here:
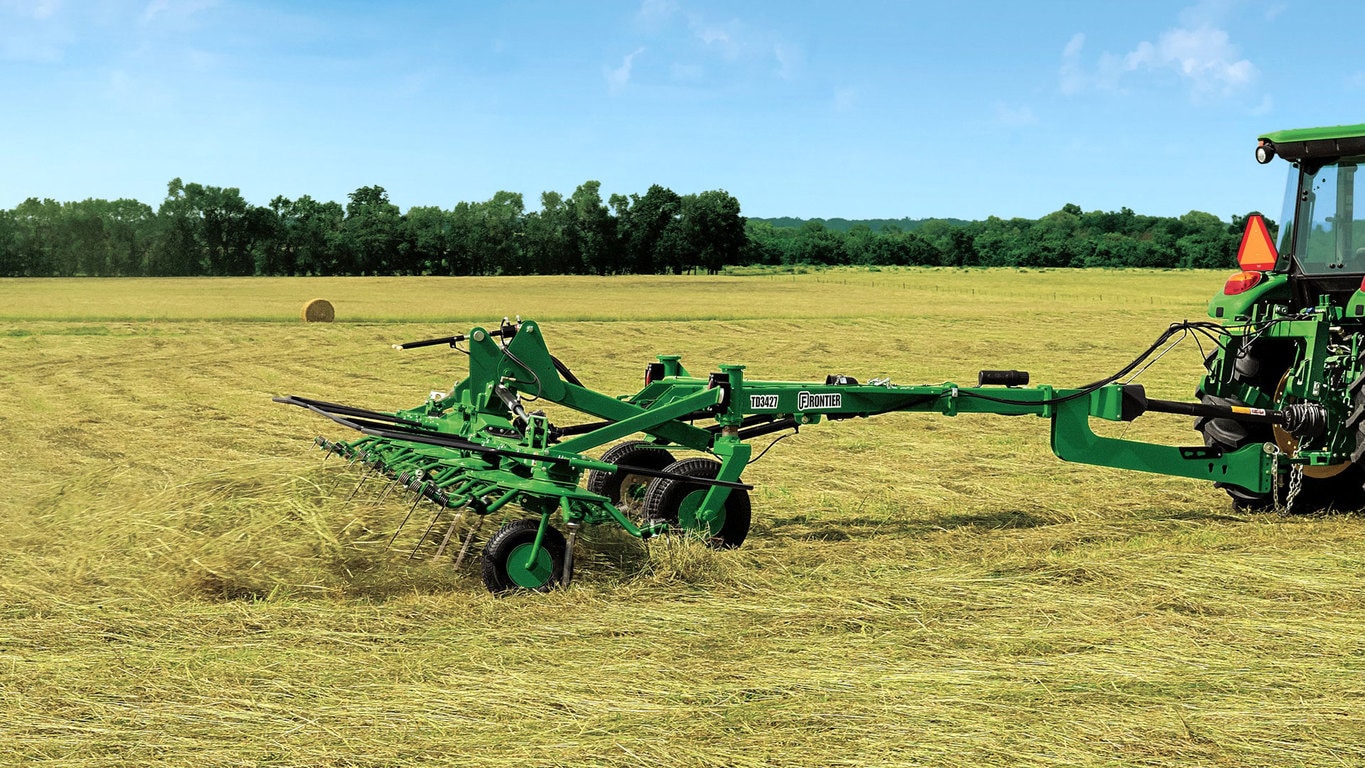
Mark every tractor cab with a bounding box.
[1252,124,1365,308]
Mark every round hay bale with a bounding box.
[301,299,335,323]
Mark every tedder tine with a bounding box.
[344,460,380,502]
[326,462,354,494]
[375,474,401,506]
[327,449,366,495]
[386,480,428,552]
[453,514,486,570]
[563,521,579,586]
[408,495,450,560]
[431,509,466,560]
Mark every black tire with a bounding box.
[1196,341,1365,512]
[481,518,567,594]
[586,442,676,519]
[642,458,750,548]
[1288,466,1365,512]
[1196,392,1273,508]
[1196,339,1292,509]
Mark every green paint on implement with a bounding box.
[675,489,720,537]
[508,543,555,589]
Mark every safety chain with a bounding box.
[1285,462,1305,514]
[1269,444,1305,515]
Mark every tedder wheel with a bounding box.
[1196,343,1365,512]
[481,518,567,594]
[586,441,676,519]
[641,457,750,548]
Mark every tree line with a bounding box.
[746,204,1261,270]
[0,181,1256,277]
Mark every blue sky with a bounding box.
[1,0,1361,221]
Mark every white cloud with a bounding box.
[636,2,797,82]
[605,47,645,95]
[1060,9,1257,99]
[1059,32,1086,95]
[697,26,728,46]
[1149,26,1255,92]
[773,41,800,80]
[692,18,746,61]
[636,0,676,30]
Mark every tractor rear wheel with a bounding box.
[586,441,676,520]
[1196,343,1365,512]
[642,458,750,548]
[1196,392,1274,509]
[481,518,566,594]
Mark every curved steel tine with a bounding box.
[386,480,428,552]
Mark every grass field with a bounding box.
[2,268,1362,767]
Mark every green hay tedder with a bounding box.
[278,123,1365,593]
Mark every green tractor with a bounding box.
[1199,123,1365,511]
[276,123,1365,593]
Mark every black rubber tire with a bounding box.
[585,441,677,514]
[481,518,567,594]
[1196,341,1365,512]
[1290,467,1365,512]
[641,457,750,548]
[1196,392,1273,508]
[1195,339,1293,509]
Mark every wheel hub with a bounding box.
[1272,371,1350,479]
[506,542,555,589]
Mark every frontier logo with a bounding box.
[797,391,842,411]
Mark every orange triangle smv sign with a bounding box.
[1237,214,1278,271]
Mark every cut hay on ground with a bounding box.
[1,269,1362,767]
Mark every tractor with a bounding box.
[276,123,1365,593]
[1199,123,1365,511]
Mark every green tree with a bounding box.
[405,205,452,275]
[344,185,404,275]
[524,191,574,275]
[569,181,617,274]
[148,179,256,275]
[1174,210,1235,269]
[13,198,66,276]
[1027,208,1083,267]
[973,217,1031,267]
[243,204,281,275]
[104,199,156,276]
[619,184,682,274]
[0,209,20,276]
[944,226,979,266]
[740,219,783,266]
[474,191,525,275]
[272,195,346,275]
[788,220,844,266]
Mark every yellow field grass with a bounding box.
[1,269,1362,767]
